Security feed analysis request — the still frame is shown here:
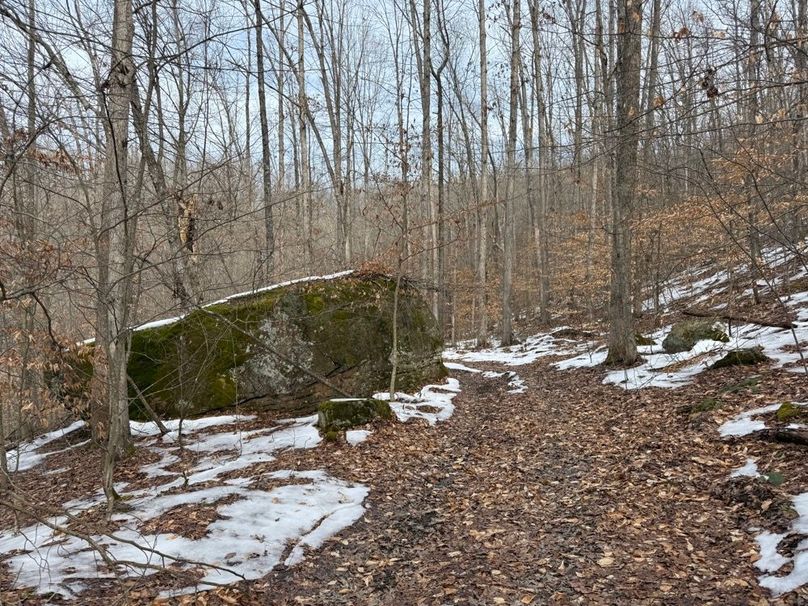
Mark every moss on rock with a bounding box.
[662,319,729,353]
[776,401,808,423]
[62,274,446,419]
[317,398,393,435]
[710,346,769,369]
[635,333,656,346]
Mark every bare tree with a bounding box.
[605,0,642,366]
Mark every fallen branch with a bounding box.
[127,375,168,436]
[759,428,808,446]
[682,308,794,330]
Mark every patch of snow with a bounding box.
[345,429,371,446]
[552,305,808,389]
[443,361,482,373]
[376,378,460,426]
[444,331,592,367]
[554,348,608,370]
[719,404,781,437]
[0,413,363,599]
[756,492,808,596]
[4,420,87,472]
[756,532,789,573]
[505,371,527,394]
[130,414,255,439]
[730,458,761,478]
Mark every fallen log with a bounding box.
[759,428,808,446]
[682,308,794,330]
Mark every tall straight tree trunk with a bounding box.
[20,0,41,423]
[297,1,313,266]
[408,0,434,315]
[254,0,274,280]
[433,1,450,331]
[392,24,411,262]
[476,0,490,345]
[747,0,762,304]
[98,0,136,511]
[606,0,642,366]
[501,0,520,346]
[277,3,286,191]
[565,0,584,213]
[528,0,550,323]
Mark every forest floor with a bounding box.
[3,248,808,604]
[16,350,798,605]
[243,359,808,606]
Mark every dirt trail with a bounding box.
[250,359,805,606]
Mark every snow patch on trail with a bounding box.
[376,378,460,425]
[444,330,592,367]
[444,361,482,373]
[730,458,761,478]
[553,307,808,389]
[757,492,808,596]
[345,429,371,446]
[718,403,806,437]
[0,413,365,598]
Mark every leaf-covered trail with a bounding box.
[247,360,806,605]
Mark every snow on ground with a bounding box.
[551,276,808,389]
[444,362,526,394]
[717,400,808,595]
[1,373,461,598]
[375,378,460,426]
[730,458,761,478]
[718,403,806,437]
[756,492,808,596]
[444,361,482,373]
[557,239,807,389]
[444,329,592,367]
[644,239,808,312]
[0,413,365,597]
[345,429,371,446]
[553,307,808,390]
[4,420,87,472]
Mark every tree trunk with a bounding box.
[606,0,642,366]
[501,0,521,346]
[97,0,136,511]
[476,0,490,346]
[254,0,274,280]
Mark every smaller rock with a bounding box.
[710,346,769,369]
[775,401,808,423]
[635,333,656,346]
[662,319,729,353]
[317,397,393,436]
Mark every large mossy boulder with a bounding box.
[65,273,446,419]
[662,319,729,353]
[317,398,393,439]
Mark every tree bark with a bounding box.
[501,0,521,346]
[476,0,490,346]
[97,0,136,511]
[254,0,275,280]
[606,0,642,366]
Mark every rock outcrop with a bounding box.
[662,319,729,353]
[63,273,446,419]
